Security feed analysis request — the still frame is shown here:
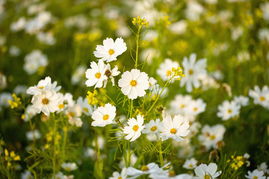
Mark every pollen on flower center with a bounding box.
[83,107,89,112]
[210,135,216,140]
[193,107,198,111]
[170,128,177,134]
[42,98,49,105]
[133,125,139,131]
[38,86,44,89]
[150,126,157,132]
[169,170,176,177]
[259,96,265,101]
[188,69,194,75]
[204,174,211,179]
[130,80,137,86]
[103,114,109,120]
[58,104,64,109]
[108,49,115,55]
[180,104,186,108]
[95,72,101,79]
[253,176,258,179]
[141,165,149,171]
[227,109,232,114]
[118,177,122,179]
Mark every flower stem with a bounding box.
[135,26,141,69]
[158,140,164,166]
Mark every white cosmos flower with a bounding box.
[23,50,48,75]
[26,76,61,95]
[157,58,180,81]
[123,115,145,142]
[109,168,127,179]
[180,53,207,92]
[61,162,78,172]
[198,124,226,150]
[160,114,190,142]
[217,100,240,120]
[30,90,60,116]
[234,95,249,107]
[143,118,161,141]
[170,95,193,115]
[66,104,83,127]
[94,37,127,62]
[245,169,266,179]
[249,86,269,109]
[183,158,198,169]
[118,69,149,100]
[126,163,164,179]
[77,97,93,115]
[186,99,206,116]
[194,163,221,179]
[91,103,116,127]
[85,60,108,88]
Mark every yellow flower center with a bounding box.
[83,107,89,112]
[210,135,216,140]
[95,72,101,79]
[260,96,265,101]
[180,104,186,108]
[193,107,198,111]
[204,175,211,179]
[188,69,194,75]
[130,80,137,87]
[118,177,122,179]
[227,109,232,114]
[169,170,176,177]
[141,165,149,171]
[42,98,49,105]
[103,114,109,120]
[133,125,139,131]
[253,176,258,179]
[170,128,177,134]
[68,112,75,117]
[189,164,193,168]
[38,86,44,89]
[166,70,172,77]
[150,126,157,132]
[58,104,65,109]
[108,49,115,55]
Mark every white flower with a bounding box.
[23,50,48,75]
[198,124,226,150]
[71,65,86,85]
[109,168,127,179]
[160,114,190,142]
[30,90,60,116]
[169,20,187,35]
[66,104,83,127]
[249,86,269,109]
[91,103,116,127]
[245,169,266,179]
[183,158,198,169]
[0,92,12,107]
[123,115,145,142]
[126,163,164,178]
[180,53,207,92]
[157,58,180,81]
[258,162,269,174]
[170,95,193,115]
[118,69,149,99]
[261,2,269,21]
[103,64,120,87]
[85,60,108,88]
[143,119,161,135]
[234,95,249,107]
[26,76,61,95]
[217,100,240,120]
[21,171,33,179]
[26,130,41,141]
[77,97,93,116]
[186,99,206,116]
[57,93,75,111]
[61,162,78,171]
[94,37,127,62]
[194,163,221,179]
[185,1,204,21]
[10,17,26,32]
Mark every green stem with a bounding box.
[158,140,164,166]
[135,26,141,68]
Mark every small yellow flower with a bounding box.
[132,16,149,27]
[86,90,98,105]
[8,93,22,109]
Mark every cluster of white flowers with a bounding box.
[23,50,48,75]
[26,76,92,127]
[109,162,221,179]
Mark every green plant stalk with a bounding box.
[135,26,141,69]
[158,140,164,166]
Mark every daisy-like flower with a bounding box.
[245,169,266,179]
[94,37,127,62]
[234,95,249,107]
[194,163,221,179]
[109,168,127,179]
[160,114,190,142]
[170,95,193,115]
[66,104,83,127]
[30,90,60,116]
[123,115,145,142]
[180,53,207,92]
[156,58,180,81]
[183,158,198,169]
[217,100,240,120]
[127,163,165,179]
[186,99,206,116]
[198,124,226,150]
[23,50,48,75]
[61,162,78,172]
[143,119,161,141]
[85,60,108,88]
[91,103,116,127]
[118,69,149,100]
[27,76,61,95]
[77,97,93,115]
[249,86,269,109]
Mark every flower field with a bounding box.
[0,0,269,178]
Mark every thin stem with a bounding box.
[158,140,164,166]
[135,26,141,68]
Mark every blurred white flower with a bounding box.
[123,115,145,142]
[23,50,48,75]
[157,58,180,81]
[61,162,78,172]
[245,169,266,179]
[26,130,41,141]
[77,97,93,116]
[183,158,198,169]
[194,163,221,179]
[169,20,187,35]
[249,86,269,109]
[109,168,127,179]
[233,95,249,107]
[185,1,204,21]
[217,100,240,120]
[71,65,86,85]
